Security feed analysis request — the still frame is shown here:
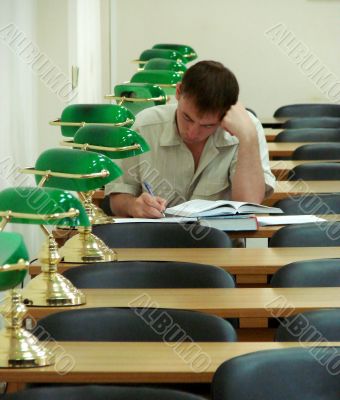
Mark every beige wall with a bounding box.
[113,0,340,116]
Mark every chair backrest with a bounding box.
[283,117,340,129]
[288,162,340,180]
[35,307,237,342]
[3,385,204,400]
[212,347,340,400]
[274,103,340,118]
[275,309,340,342]
[270,258,340,287]
[275,128,340,142]
[273,194,340,215]
[62,261,235,289]
[92,223,232,248]
[269,222,340,247]
[292,143,340,160]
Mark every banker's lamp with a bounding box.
[20,148,123,262]
[0,231,53,367]
[143,58,187,74]
[130,70,182,95]
[152,43,198,62]
[105,83,167,115]
[50,103,135,137]
[0,187,88,307]
[134,48,186,68]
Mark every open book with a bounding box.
[165,199,283,218]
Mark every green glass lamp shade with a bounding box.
[113,83,166,115]
[35,148,123,191]
[60,104,135,137]
[74,125,150,159]
[138,49,185,67]
[152,44,198,62]
[131,70,182,95]
[0,232,28,291]
[144,58,187,74]
[0,187,90,227]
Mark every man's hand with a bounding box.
[220,102,257,142]
[127,193,167,218]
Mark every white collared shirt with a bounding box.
[105,104,275,206]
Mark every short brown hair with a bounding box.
[180,60,239,117]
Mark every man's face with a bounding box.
[175,88,221,146]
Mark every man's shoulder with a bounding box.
[134,104,177,129]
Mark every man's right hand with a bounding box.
[110,193,166,218]
[128,193,167,218]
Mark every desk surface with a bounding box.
[26,287,340,320]
[260,117,287,128]
[1,341,339,384]
[265,128,281,141]
[270,160,340,180]
[29,246,340,276]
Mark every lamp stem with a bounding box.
[0,214,11,231]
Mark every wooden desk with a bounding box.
[26,287,340,321]
[29,247,340,277]
[2,342,339,386]
[260,117,287,128]
[264,128,282,142]
[264,180,340,205]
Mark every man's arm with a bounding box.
[110,192,166,218]
[221,102,266,203]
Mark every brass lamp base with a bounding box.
[22,271,86,306]
[60,226,117,263]
[0,291,53,368]
[87,203,115,225]
[0,326,53,368]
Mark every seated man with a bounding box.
[106,60,275,218]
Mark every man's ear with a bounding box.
[175,83,182,101]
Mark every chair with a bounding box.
[273,194,340,215]
[283,117,340,129]
[35,307,237,342]
[274,103,340,118]
[3,385,204,400]
[292,143,340,160]
[275,128,340,142]
[288,162,340,180]
[270,258,340,287]
[212,347,340,400]
[269,222,340,247]
[92,223,232,248]
[275,309,340,342]
[63,261,235,289]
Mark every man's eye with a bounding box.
[183,115,191,122]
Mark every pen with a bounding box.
[143,181,166,217]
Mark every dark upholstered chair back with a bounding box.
[292,143,340,160]
[274,103,340,118]
[270,258,340,287]
[63,261,235,289]
[3,385,204,400]
[275,309,340,342]
[275,128,340,142]
[36,307,237,342]
[288,163,340,180]
[283,117,340,129]
[273,194,340,215]
[269,222,340,247]
[212,347,340,400]
[92,222,231,248]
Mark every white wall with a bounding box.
[113,0,340,116]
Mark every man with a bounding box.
[106,60,275,217]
